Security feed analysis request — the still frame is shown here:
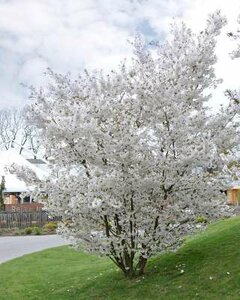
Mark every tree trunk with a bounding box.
[0,176,5,211]
[136,256,148,276]
[0,197,4,211]
[109,253,148,279]
[120,256,148,278]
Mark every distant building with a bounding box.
[0,149,48,212]
[227,186,240,205]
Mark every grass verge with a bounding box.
[0,216,240,299]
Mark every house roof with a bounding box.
[26,159,46,164]
[0,149,48,193]
[231,186,240,190]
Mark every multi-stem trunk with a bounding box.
[108,251,148,278]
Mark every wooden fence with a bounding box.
[0,211,52,229]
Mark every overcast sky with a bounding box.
[0,0,240,109]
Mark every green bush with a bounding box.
[43,222,58,233]
[196,216,207,223]
[24,227,32,235]
[32,227,41,235]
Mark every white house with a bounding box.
[0,149,48,207]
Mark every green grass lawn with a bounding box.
[1,216,240,300]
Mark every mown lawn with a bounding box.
[1,216,240,300]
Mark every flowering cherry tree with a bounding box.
[25,11,239,278]
[226,15,240,105]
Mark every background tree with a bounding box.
[0,176,5,211]
[0,108,42,158]
[24,11,239,278]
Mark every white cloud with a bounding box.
[0,0,239,109]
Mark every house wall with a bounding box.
[4,194,18,205]
[227,189,240,205]
[4,203,44,212]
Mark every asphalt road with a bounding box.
[0,235,69,264]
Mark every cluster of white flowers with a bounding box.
[226,14,240,114]
[229,15,240,59]
[21,11,240,277]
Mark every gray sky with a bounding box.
[0,0,240,109]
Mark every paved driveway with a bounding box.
[0,235,69,264]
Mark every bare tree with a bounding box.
[0,108,42,158]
